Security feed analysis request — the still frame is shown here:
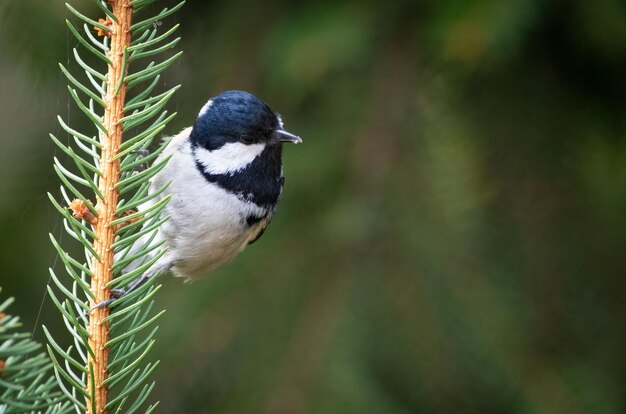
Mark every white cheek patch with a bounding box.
[277,114,284,129]
[194,142,266,175]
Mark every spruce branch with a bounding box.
[46,0,184,412]
[0,288,71,413]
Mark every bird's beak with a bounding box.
[274,129,303,144]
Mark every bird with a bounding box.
[101,90,302,307]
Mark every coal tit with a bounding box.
[107,90,302,304]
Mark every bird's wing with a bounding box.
[117,127,193,272]
[247,214,272,245]
[248,224,267,245]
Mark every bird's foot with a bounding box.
[126,148,151,172]
[89,261,173,311]
[90,288,126,311]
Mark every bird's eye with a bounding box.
[239,135,254,145]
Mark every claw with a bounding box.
[89,288,126,311]
[89,261,173,312]
[134,148,151,172]
[134,148,150,157]
[90,298,116,311]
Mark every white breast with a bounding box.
[138,128,269,281]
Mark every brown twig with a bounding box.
[86,2,133,413]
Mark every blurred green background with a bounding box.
[1,0,626,413]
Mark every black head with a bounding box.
[190,90,301,151]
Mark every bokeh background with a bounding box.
[1,0,626,413]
